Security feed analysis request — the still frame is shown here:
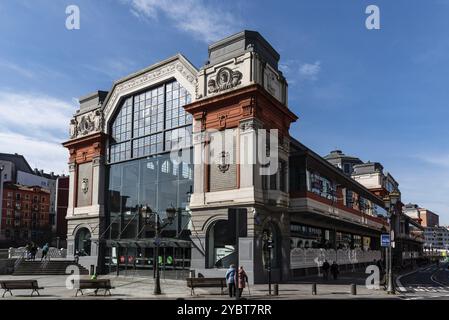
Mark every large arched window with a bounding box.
[109,80,192,163]
[75,228,91,256]
[206,220,237,269]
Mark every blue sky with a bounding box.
[0,0,448,223]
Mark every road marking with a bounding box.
[430,272,448,288]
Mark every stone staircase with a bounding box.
[12,260,90,276]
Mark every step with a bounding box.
[13,260,90,276]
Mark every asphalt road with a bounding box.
[397,262,449,300]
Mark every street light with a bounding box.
[140,205,177,295]
[262,231,273,296]
[383,189,400,295]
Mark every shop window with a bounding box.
[336,232,352,250]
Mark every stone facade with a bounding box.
[63,30,390,282]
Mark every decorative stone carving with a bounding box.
[94,109,104,132]
[77,114,95,136]
[218,151,230,173]
[69,109,104,140]
[69,118,78,139]
[267,73,277,94]
[218,113,228,128]
[208,67,242,94]
[239,118,263,132]
[81,178,89,194]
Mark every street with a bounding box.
[397,262,449,300]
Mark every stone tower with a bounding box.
[184,30,298,283]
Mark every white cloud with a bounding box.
[0,91,76,174]
[299,61,321,81]
[0,60,35,79]
[0,91,74,142]
[124,0,241,43]
[83,58,137,80]
[0,132,68,175]
[278,59,322,85]
[394,156,449,225]
[417,153,449,168]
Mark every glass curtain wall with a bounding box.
[107,80,193,241]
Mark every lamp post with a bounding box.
[262,231,273,296]
[140,205,177,295]
[383,189,400,295]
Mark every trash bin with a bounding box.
[189,270,195,278]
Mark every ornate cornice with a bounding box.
[103,58,197,125]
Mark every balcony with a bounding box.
[290,191,387,230]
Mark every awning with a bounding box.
[104,238,192,248]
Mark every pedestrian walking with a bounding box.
[74,250,80,264]
[41,243,49,261]
[25,242,32,260]
[225,264,237,298]
[30,242,37,261]
[330,261,339,280]
[237,266,248,297]
[322,260,330,280]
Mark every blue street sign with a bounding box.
[381,234,390,247]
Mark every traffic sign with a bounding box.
[381,234,390,247]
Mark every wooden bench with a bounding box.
[186,277,226,295]
[72,279,115,297]
[0,280,44,297]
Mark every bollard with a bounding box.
[273,284,279,296]
[90,265,95,276]
[350,283,357,295]
[312,283,317,295]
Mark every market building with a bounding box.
[63,30,391,283]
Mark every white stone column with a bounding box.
[239,119,257,189]
[190,119,207,207]
[67,162,76,217]
[92,155,105,212]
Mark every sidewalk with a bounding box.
[0,271,397,300]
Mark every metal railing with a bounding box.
[8,247,67,259]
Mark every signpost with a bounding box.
[381,234,390,247]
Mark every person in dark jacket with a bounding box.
[30,242,37,261]
[330,261,339,280]
[225,264,237,297]
[322,260,330,280]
